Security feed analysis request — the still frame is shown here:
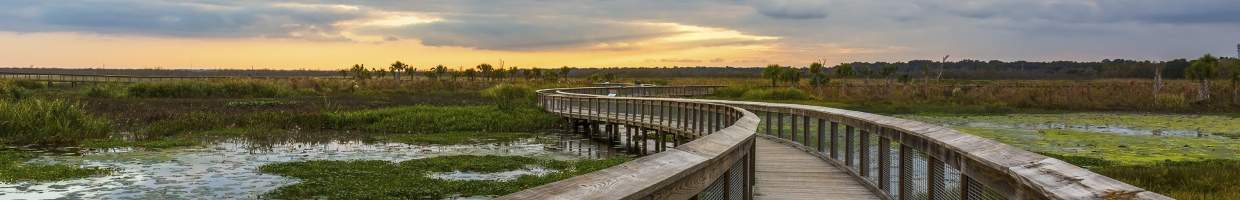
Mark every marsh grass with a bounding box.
[327,105,559,134]
[127,80,292,98]
[80,138,197,149]
[0,150,111,183]
[258,155,629,199]
[712,86,811,101]
[1090,159,1240,200]
[0,99,110,146]
[376,132,540,145]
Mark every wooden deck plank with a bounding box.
[754,138,880,200]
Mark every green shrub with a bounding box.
[0,99,110,146]
[0,82,32,100]
[127,80,290,98]
[84,85,125,98]
[482,84,535,110]
[712,86,753,98]
[11,80,46,89]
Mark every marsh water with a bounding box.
[898,113,1240,164]
[0,132,618,199]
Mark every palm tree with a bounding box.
[808,62,828,87]
[426,65,449,80]
[1186,54,1220,101]
[558,66,572,82]
[349,64,370,80]
[763,64,783,87]
[781,67,801,87]
[476,63,494,81]
[389,61,409,81]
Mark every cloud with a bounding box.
[745,0,830,19]
[0,1,370,40]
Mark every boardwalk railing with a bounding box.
[509,85,1169,200]
[502,86,758,199]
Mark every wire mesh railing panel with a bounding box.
[866,132,881,184]
[727,157,746,199]
[965,175,1007,200]
[939,163,965,200]
[698,168,728,200]
[886,140,902,198]
[903,147,930,200]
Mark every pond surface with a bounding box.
[0,132,614,200]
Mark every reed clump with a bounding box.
[0,99,110,146]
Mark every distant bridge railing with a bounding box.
[507,85,1168,200]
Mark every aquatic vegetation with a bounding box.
[0,98,110,146]
[0,150,111,183]
[905,113,1240,137]
[376,132,540,145]
[1091,160,1240,200]
[328,105,559,133]
[258,155,629,199]
[955,127,1240,164]
[481,84,535,110]
[80,138,197,149]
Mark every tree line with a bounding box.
[338,61,574,82]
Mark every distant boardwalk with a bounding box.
[754,138,878,200]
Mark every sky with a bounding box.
[0,0,1238,70]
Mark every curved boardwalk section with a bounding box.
[754,138,878,200]
[505,86,1169,200]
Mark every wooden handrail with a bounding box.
[507,85,1169,200]
[500,86,757,200]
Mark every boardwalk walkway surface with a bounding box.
[754,138,879,200]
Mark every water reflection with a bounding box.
[0,132,615,199]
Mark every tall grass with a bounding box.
[327,105,559,133]
[0,99,110,146]
[712,86,811,101]
[800,79,1240,112]
[1092,160,1240,200]
[0,81,32,100]
[481,84,535,110]
[127,79,291,98]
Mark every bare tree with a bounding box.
[937,55,949,80]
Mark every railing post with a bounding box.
[802,116,810,147]
[846,125,855,167]
[765,111,772,135]
[790,114,798,142]
[928,157,945,200]
[817,118,826,153]
[879,132,892,194]
[776,113,784,139]
[860,129,871,178]
[830,122,839,159]
[899,144,911,200]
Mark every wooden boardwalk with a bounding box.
[754,138,879,200]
